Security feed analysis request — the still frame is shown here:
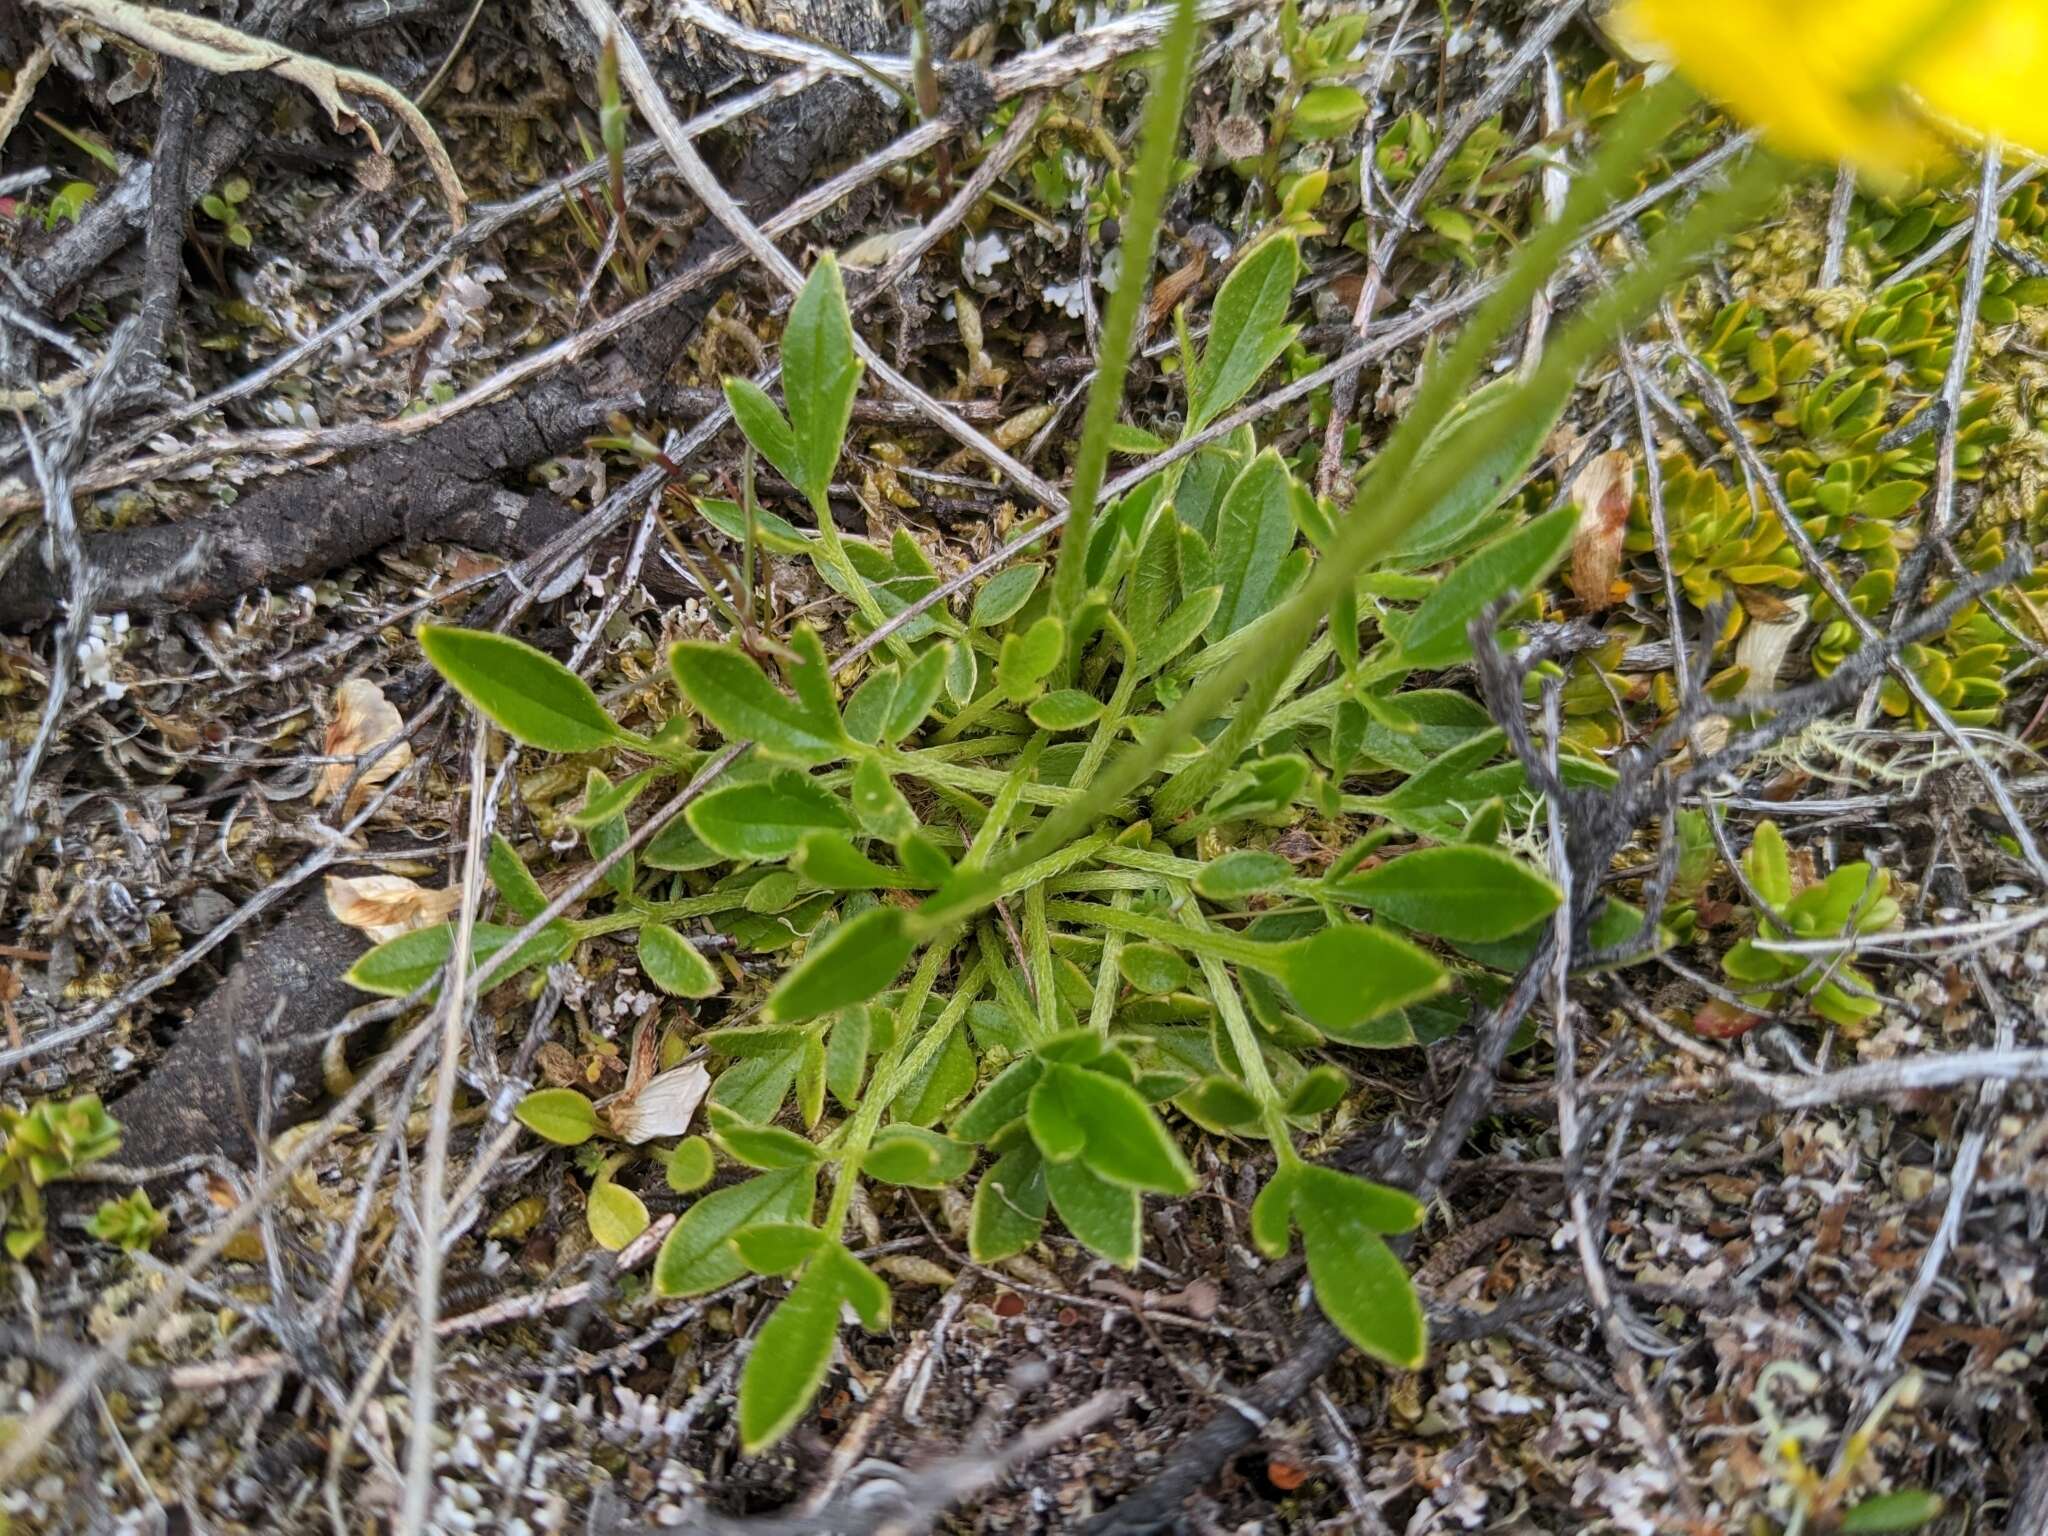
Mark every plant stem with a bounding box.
[810,494,913,660]
[873,959,986,1106]
[1073,615,1141,791]
[1179,907,1293,1159]
[1087,890,1132,1034]
[822,940,950,1236]
[1043,897,1270,970]
[882,744,1085,807]
[957,732,1046,868]
[1024,884,1058,1037]
[1048,0,1200,633]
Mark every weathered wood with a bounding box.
[111,889,369,1170]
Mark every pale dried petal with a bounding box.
[1735,594,1810,700]
[325,873,463,944]
[1568,450,1635,610]
[607,1062,711,1145]
[313,677,413,811]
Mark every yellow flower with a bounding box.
[1616,0,2048,179]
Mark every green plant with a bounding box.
[30,110,116,230]
[1721,820,1900,1029]
[1750,1363,1945,1535]
[40,180,97,230]
[1,1094,123,1260]
[87,1189,167,1252]
[200,175,255,250]
[1624,453,1803,615]
[561,34,653,296]
[1248,0,1370,206]
[379,37,1791,1451]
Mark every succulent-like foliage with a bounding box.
[1721,820,1900,1029]
[1,1094,123,1260]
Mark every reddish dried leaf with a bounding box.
[1266,1459,1310,1491]
[1691,999,1762,1039]
[1567,450,1635,610]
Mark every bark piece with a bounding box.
[110,889,369,1169]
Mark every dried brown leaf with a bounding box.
[1145,243,1208,335]
[324,873,462,943]
[604,1062,711,1145]
[312,678,412,813]
[1568,449,1635,609]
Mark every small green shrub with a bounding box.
[1,1094,123,1260]
[376,46,1787,1450]
[1722,820,1900,1029]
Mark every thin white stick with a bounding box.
[396,721,489,1535]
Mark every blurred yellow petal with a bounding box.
[1618,0,2048,179]
[1915,4,2048,158]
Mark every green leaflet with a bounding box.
[693,493,812,555]
[882,643,951,742]
[952,1055,1044,1142]
[671,640,845,764]
[568,766,657,828]
[997,616,1065,701]
[1188,235,1300,433]
[1193,849,1294,901]
[664,1137,716,1193]
[970,563,1045,627]
[651,1165,816,1297]
[710,1111,823,1170]
[1028,690,1104,732]
[637,924,721,998]
[1291,1166,1427,1368]
[1134,585,1223,677]
[737,1253,839,1458]
[419,626,630,753]
[850,756,917,840]
[1284,1064,1349,1118]
[765,906,916,1023]
[792,831,921,890]
[1044,1156,1142,1267]
[1326,845,1562,942]
[1839,1491,1946,1534]
[736,1242,886,1452]
[1392,505,1578,670]
[1206,449,1300,640]
[731,1220,827,1274]
[724,377,805,497]
[1029,1063,1194,1194]
[1249,1164,1297,1259]
[1174,442,1244,541]
[344,920,572,998]
[862,1125,974,1187]
[1293,84,1368,140]
[582,768,634,898]
[1746,819,1793,907]
[586,1181,649,1252]
[487,835,548,924]
[1117,942,1191,994]
[969,1139,1049,1262]
[1384,378,1568,566]
[687,770,852,860]
[1273,923,1447,1035]
[890,1018,976,1126]
[825,1005,876,1107]
[514,1088,598,1146]
[781,254,863,505]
